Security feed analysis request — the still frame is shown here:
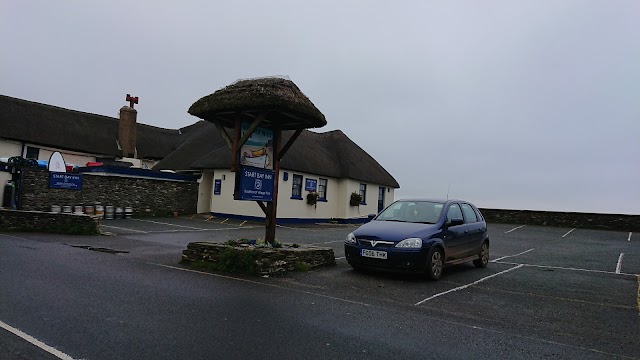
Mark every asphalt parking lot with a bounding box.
[94,215,640,358]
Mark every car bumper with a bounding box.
[344,244,429,273]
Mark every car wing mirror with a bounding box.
[448,218,464,227]
[367,213,376,221]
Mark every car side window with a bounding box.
[461,203,478,223]
[446,204,463,223]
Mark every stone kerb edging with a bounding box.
[0,209,100,235]
[182,242,336,275]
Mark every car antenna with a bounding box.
[446,182,451,200]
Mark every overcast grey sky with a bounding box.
[1,1,638,214]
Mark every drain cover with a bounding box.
[66,244,129,254]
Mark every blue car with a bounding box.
[344,199,489,280]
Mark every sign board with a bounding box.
[305,178,317,192]
[49,173,82,190]
[48,151,66,173]
[237,167,274,201]
[240,122,273,170]
[214,179,222,195]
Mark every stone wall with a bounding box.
[182,242,336,275]
[0,209,99,234]
[479,208,640,232]
[18,169,198,216]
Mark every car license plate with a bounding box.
[361,249,387,259]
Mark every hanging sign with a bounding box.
[214,179,222,195]
[236,167,274,201]
[240,122,273,170]
[49,173,82,190]
[305,178,317,192]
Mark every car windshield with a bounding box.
[375,201,444,224]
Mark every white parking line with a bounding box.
[145,226,259,234]
[335,256,345,260]
[130,219,204,230]
[0,320,75,359]
[628,232,632,242]
[491,248,534,262]
[148,263,371,306]
[415,265,524,305]
[616,253,624,274]
[561,228,576,238]
[504,225,525,233]
[100,225,148,233]
[496,261,636,277]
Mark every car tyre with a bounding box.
[473,241,489,268]
[425,247,444,281]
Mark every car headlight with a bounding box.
[395,238,422,248]
[345,232,356,244]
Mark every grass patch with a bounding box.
[294,261,311,272]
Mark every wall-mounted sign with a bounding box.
[240,122,273,170]
[48,151,66,173]
[214,179,222,195]
[236,167,274,201]
[49,173,82,190]
[305,178,317,192]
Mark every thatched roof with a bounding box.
[188,77,327,130]
[0,95,182,159]
[154,121,399,188]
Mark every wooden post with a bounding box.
[230,117,241,172]
[265,127,281,244]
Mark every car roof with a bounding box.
[395,198,475,205]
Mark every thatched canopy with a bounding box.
[188,77,326,129]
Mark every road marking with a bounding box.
[491,248,534,262]
[130,218,204,230]
[496,261,636,277]
[0,320,75,360]
[615,253,624,274]
[504,225,525,233]
[145,226,259,234]
[239,221,247,226]
[415,265,524,305]
[561,228,576,238]
[220,218,229,224]
[148,263,371,306]
[205,216,214,222]
[0,233,32,241]
[100,225,148,233]
[335,256,345,260]
[628,232,632,241]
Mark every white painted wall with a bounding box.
[197,170,213,213]
[39,148,96,167]
[208,168,396,221]
[0,139,22,159]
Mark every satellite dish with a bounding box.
[48,152,66,173]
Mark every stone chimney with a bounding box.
[118,106,137,158]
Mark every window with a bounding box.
[359,183,367,204]
[25,146,40,160]
[461,203,478,223]
[318,178,327,200]
[291,174,303,199]
[447,204,463,223]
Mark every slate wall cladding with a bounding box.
[19,169,198,216]
[0,209,99,234]
[479,208,640,232]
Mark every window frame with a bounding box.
[318,178,328,201]
[25,146,40,160]
[359,183,367,205]
[291,174,303,200]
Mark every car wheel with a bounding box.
[425,247,444,280]
[473,241,489,268]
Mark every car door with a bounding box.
[442,203,469,260]
[460,203,484,256]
